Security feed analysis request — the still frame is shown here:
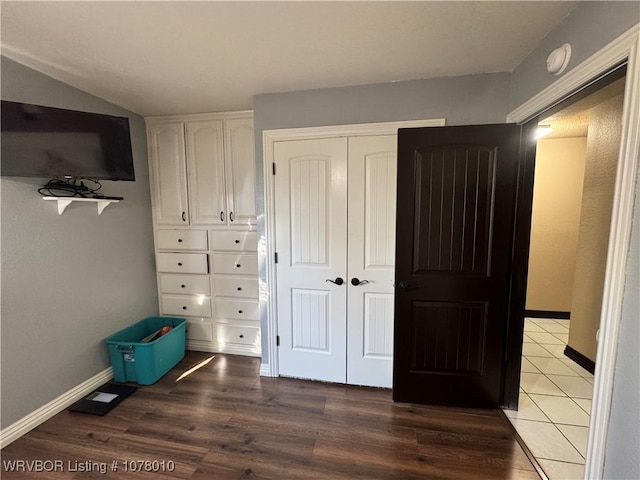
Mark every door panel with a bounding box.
[393,124,520,407]
[347,135,397,387]
[413,147,495,275]
[275,137,348,383]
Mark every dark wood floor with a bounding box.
[1,352,541,479]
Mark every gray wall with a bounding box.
[604,169,639,480]
[1,57,158,428]
[510,1,640,110]
[253,72,511,363]
[509,3,639,478]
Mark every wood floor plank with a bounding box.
[1,352,541,480]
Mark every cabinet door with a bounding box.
[186,120,227,225]
[224,117,256,225]
[148,122,189,225]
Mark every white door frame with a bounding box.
[508,24,640,479]
[261,119,445,380]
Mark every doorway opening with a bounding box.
[505,71,626,480]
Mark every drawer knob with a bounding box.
[236,264,241,268]
[235,240,240,244]
[178,262,183,266]
[238,310,243,314]
[181,284,186,288]
[239,334,244,339]
[178,238,183,243]
[237,287,242,291]
[182,306,187,310]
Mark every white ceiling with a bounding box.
[0,1,579,117]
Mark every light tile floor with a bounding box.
[505,318,594,480]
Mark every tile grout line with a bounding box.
[527,393,587,463]
[515,318,595,477]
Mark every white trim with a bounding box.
[261,118,446,379]
[507,23,640,480]
[259,363,272,377]
[0,367,113,449]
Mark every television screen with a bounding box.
[1,100,135,181]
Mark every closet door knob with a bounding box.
[326,277,344,286]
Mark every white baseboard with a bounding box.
[0,367,113,449]
[259,362,273,377]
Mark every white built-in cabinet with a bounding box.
[147,113,256,226]
[146,111,260,357]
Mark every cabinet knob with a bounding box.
[235,240,240,244]
[178,262,183,266]
[181,212,186,222]
[237,287,242,291]
[239,334,244,339]
[178,238,183,243]
[182,306,187,310]
[181,284,186,288]
[236,264,241,268]
[238,310,243,314]
[220,211,224,222]
[229,212,235,222]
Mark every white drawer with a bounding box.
[213,276,259,298]
[216,324,260,347]
[212,253,258,275]
[156,253,209,274]
[215,299,259,321]
[186,318,214,342]
[156,229,208,251]
[159,274,211,295]
[160,295,212,317]
[210,231,258,252]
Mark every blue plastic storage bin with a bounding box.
[105,316,186,385]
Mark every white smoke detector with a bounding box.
[546,43,572,76]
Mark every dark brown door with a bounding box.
[393,124,521,408]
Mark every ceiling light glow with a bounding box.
[536,125,552,139]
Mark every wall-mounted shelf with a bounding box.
[43,196,120,215]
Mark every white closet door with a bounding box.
[274,137,348,383]
[347,135,397,388]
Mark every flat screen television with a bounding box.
[1,100,135,181]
